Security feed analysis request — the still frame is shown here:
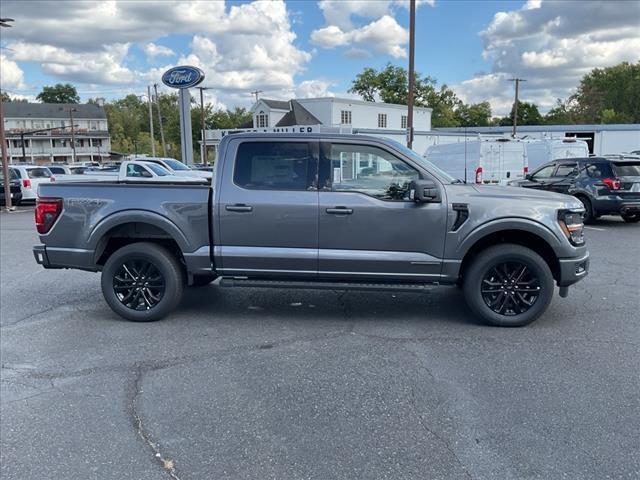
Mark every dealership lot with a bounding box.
[1,209,638,479]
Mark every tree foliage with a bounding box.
[349,63,492,127]
[499,101,544,126]
[36,83,80,104]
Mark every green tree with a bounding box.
[570,61,640,123]
[349,63,494,127]
[1,91,12,102]
[499,101,543,126]
[36,83,80,103]
[543,98,578,125]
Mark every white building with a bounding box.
[204,97,433,156]
[2,102,111,163]
[434,124,640,156]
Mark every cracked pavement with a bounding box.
[1,210,639,479]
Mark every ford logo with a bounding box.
[161,66,205,89]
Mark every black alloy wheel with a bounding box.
[113,259,165,310]
[481,261,541,316]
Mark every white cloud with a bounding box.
[456,0,640,115]
[0,53,27,90]
[312,14,409,58]
[0,0,323,108]
[296,79,335,98]
[311,0,432,59]
[144,43,175,60]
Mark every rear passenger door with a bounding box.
[216,139,319,277]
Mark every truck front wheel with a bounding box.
[101,242,184,322]
[463,244,554,327]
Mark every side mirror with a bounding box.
[409,179,441,203]
[141,170,153,178]
[525,173,533,180]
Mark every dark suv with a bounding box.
[510,157,640,223]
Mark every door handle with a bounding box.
[326,207,353,215]
[226,204,253,212]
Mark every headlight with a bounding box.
[558,209,585,246]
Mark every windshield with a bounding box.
[613,162,640,177]
[146,163,169,176]
[163,159,190,171]
[27,168,52,178]
[387,139,458,183]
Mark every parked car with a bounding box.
[46,165,88,175]
[508,157,640,223]
[52,160,209,184]
[9,165,54,202]
[0,169,23,206]
[131,157,212,179]
[523,138,590,173]
[33,133,589,327]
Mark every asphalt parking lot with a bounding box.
[1,208,638,480]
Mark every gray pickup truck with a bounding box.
[33,133,589,326]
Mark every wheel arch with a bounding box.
[457,223,562,283]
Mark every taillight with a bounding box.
[523,166,529,175]
[475,167,483,184]
[35,197,63,234]
[602,178,621,190]
[50,176,56,182]
[23,179,31,188]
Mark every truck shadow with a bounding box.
[178,285,483,327]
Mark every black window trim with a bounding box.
[231,139,319,192]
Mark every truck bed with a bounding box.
[37,182,211,270]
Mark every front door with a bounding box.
[318,141,447,281]
[217,139,319,277]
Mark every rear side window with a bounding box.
[27,168,51,178]
[585,163,613,179]
[234,142,315,190]
[555,163,578,177]
[613,162,640,177]
[48,167,66,174]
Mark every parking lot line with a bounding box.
[584,226,606,231]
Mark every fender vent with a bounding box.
[451,203,469,231]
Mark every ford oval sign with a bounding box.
[162,66,205,89]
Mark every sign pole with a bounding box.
[178,88,193,165]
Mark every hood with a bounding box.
[174,170,213,179]
[444,183,583,210]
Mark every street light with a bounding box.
[137,88,156,156]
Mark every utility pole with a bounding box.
[406,0,416,149]
[1,96,12,210]
[250,90,263,103]
[508,78,526,138]
[196,87,210,165]
[153,84,167,157]
[62,107,78,163]
[1,18,14,210]
[147,85,156,157]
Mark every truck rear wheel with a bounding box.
[463,244,554,327]
[101,242,184,322]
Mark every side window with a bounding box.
[531,165,555,180]
[324,143,419,201]
[234,142,315,190]
[555,163,578,177]
[126,164,150,178]
[585,163,613,179]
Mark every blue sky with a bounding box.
[1,0,639,115]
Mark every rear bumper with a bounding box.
[557,250,590,287]
[619,202,640,215]
[593,196,640,215]
[33,245,98,271]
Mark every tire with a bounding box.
[576,196,595,224]
[621,212,640,223]
[190,274,217,287]
[101,242,184,322]
[463,244,554,327]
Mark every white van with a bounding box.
[524,138,589,173]
[424,137,527,184]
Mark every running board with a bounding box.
[219,277,437,292]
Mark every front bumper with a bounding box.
[557,250,590,287]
